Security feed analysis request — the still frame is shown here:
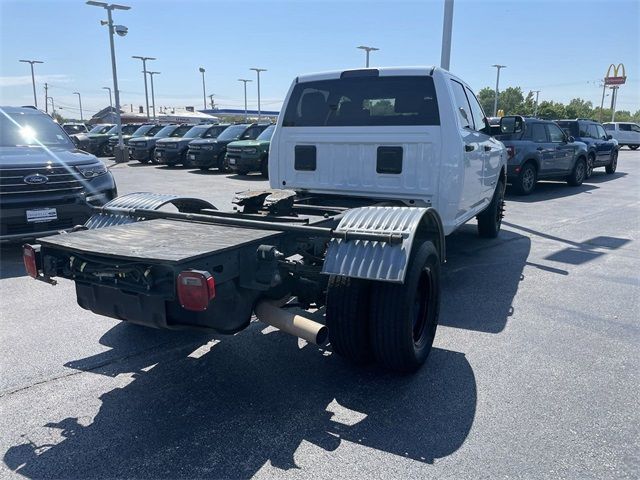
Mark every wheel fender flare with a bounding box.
[84,192,216,229]
[321,206,445,284]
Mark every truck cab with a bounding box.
[270,67,506,235]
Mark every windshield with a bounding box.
[133,125,162,137]
[153,125,178,137]
[217,125,249,141]
[169,125,193,137]
[63,124,85,134]
[0,110,75,148]
[182,125,210,139]
[202,125,228,138]
[121,124,139,135]
[89,125,112,134]
[256,125,275,141]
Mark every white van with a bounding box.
[270,66,507,236]
[603,122,640,150]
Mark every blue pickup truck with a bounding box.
[494,116,589,195]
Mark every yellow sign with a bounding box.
[605,63,626,86]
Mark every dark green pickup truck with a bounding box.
[225,124,275,177]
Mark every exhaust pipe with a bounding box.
[254,300,328,345]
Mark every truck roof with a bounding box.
[296,66,438,83]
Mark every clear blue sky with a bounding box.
[1,0,638,118]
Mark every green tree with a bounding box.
[565,98,594,119]
[477,87,495,115]
[497,87,524,115]
[536,101,566,120]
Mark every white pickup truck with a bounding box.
[24,66,506,373]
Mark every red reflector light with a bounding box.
[23,244,38,278]
[507,146,515,159]
[177,270,215,312]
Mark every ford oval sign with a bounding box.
[23,174,49,185]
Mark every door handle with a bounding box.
[465,144,475,152]
[484,145,492,152]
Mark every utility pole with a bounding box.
[208,94,215,110]
[357,45,379,68]
[250,68,266,121]
[533,90,540,117]
[147,71,160,120]
[44,83,49,113]
[599,82,606,123]
[87,1,131,163]
[238,78,252,122]
[132,55,154,120]
[440,0,454,70]
[19,59,43,108]
[199,67,207,109]
[492,64,506,116]
[610,86,619,122]
[73,92,84,121]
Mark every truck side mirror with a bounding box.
[607,134,613,140]
[568,136,575,142]
[499,116,523,134]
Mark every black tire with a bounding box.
[586,153,595,178]
[369,241,440,372]
[138,158,149,164]
[477,178,505,238]
[514,162,537,195]
[605,149,618,174]
[326,276,373,364]
[260,157,269,178]
[150,150,159,164]
[567,157,587,186]
[629,145,638,150]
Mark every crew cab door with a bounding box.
[450,80,486,212]
[546,123,573,172]
[527,123,555,174]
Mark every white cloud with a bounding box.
[0,74,72,87]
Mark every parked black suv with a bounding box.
[128,124,194,164]
[70,124,113,153]
[0,106,117,242]
[107,123,163,157]
[555,119,618,177]
[155,124,224,167]
[496,116,589,195]
[187,123,269,171]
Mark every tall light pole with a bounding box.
[440,0,454,70]
[533,90,540,117]
[132,55,154,120]
[19,59,43,108]
[199,67,207,109]
[147,71,160,121]
[238,78,252,122]
[357,45,379,68]
[44,83,49,113]
[250,68,266,122]
[87,0,131,163]
[102,86,113,109]
[492,64,506,116]
[73,92,84,121]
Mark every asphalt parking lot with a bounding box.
[1,150,638,479]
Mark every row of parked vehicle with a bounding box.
[488,116,628,195]
[69,122,275,177]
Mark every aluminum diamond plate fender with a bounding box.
[322,206,445,283]
[84,192,216,229]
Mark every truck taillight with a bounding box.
[177,270,216,312]
[23,244,39,279]
[507,146,515,159]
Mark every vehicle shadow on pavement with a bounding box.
[439,224,530,334]
[187,169,229,176]
[583,171,628,184]
[227,174,267,181]
[4,324,477,478]
[0,246,26,279]
[506,182,598,203]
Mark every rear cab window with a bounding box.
[282,75,440,127]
